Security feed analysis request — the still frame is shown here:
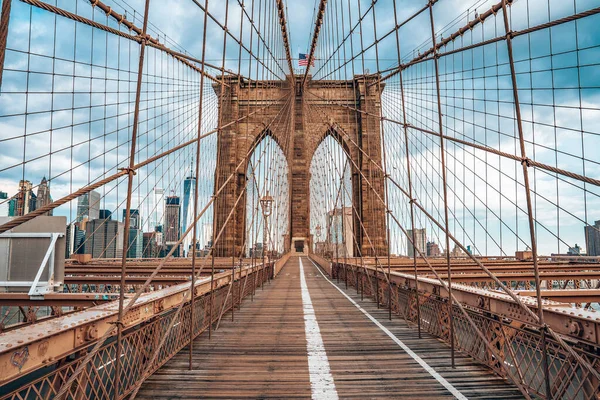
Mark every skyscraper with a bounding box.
[585,221,600,256]
[99,209,112,220]
[127,229,143,258]
[77,190,101,222]
[123,209,141,229]
[151,187,165,230]
[85,214,124,258]
[65,222,85,257]
[36,177,53,215]
[0,191,8,217]
[14,180,33,216]
[182,176,196,254]
[202,222,213,249]
[165,195,181,257]
[123,209,142,258]
[8,197,16,216]
[143,232,159,258]
[407,228,426,258]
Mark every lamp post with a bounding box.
[260,191,274,280]
[315,224,322,255]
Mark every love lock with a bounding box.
[11,346,29,371]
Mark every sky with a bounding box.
[0,0,599,256]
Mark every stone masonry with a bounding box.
[212,75,387,257]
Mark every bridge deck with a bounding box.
[138,256,521,399]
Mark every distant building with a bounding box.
[85,216,124,258]
[327,207,353,257]
[567,244,582,256]
[407,228,426,258]
[154,225,164,246]
[201,222,212,249]
[585,221,600,256]
[8,197,16,216]
[127,229,143,258]
[65,222,85,257]
[36,177,53,215]
[165,196,181,257]
[151,188,165,230]
[449,244,467,258]
[99,209,112,220]
[122,209,142,258]
[143,232,159,258]
[123,209,141,229]
[77,191,101,222]
[29,191,37,213]
[426,241,440,257]
[0,191,8,217]
[14,180,34,216]
[182,176,196,253]
[551,244,587,262]
[515,249,533,261]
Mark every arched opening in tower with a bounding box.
[310,135,353,258]
[245,134,289,259]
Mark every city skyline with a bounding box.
[2,172,600,258]
[0,175,204,259]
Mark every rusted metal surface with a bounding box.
[0,293,119,307]
[516,289,600,304]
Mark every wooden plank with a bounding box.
[137,256,521,399]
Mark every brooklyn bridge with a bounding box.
[0,0,600,398]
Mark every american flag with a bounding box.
[298,53,314,67]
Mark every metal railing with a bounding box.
[333,262,600,400]
[1,262,273,400]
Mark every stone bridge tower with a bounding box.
[212,75,387,258]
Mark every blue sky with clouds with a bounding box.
[0,0,599,256]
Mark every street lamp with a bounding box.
[260,191,274,279]
[315,224,322,254]
[260,191,274,218]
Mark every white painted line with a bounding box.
[307,257,468,400]
[299,257,339,400]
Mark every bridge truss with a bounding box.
[0,0,599,398]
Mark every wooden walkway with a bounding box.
[138,256,522,399]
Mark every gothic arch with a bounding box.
[213,74,387,257]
